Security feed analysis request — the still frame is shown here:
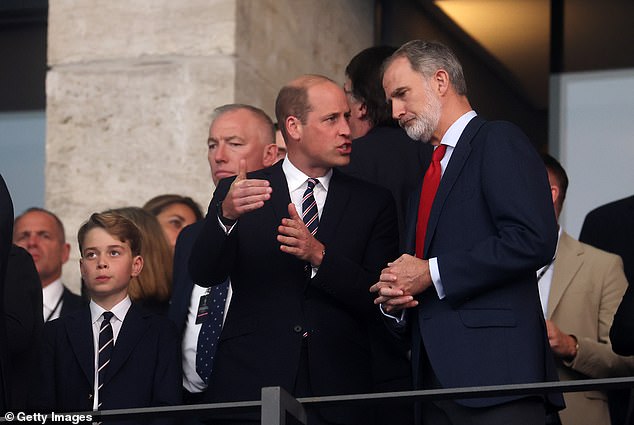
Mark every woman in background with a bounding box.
[110,207,173,315]
[143,194,202,252]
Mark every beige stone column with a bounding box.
[46,0,373,291]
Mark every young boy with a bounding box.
[35,211,182,413]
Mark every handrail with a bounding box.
[3,376,633,424]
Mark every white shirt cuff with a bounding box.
[379,304,407,325]
[429,257,445,299]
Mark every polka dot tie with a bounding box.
[195,280,229,384]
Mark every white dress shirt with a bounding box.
[383,110,477,322]
[42,278,64,322]
[182,282,233,393]
[428,110,478,299]
[90,297,131,410]
[536,227,561,318]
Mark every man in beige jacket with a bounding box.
[540,154,634,425]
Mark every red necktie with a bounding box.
[415,144,447,258]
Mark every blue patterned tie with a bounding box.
[97,311,114,409]
[196,280,229,384]
[302,178,319,235]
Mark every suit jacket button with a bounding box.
[293,325,303,333]
[88,393,93,399]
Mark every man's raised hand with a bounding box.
[221,159,272,220]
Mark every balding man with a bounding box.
[168,104,277,406]
[13,208,84,322]
[189,75,398,424]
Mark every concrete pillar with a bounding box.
[46,0,373,290]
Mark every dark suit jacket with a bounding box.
[611,282,634,355]
[339,124,432,248]
[4,245,43,411]
[52,286,86,320]
[579,195,634,287]
[0,174,13,412]
[403,117,563,409]
[189,161,398,424]
[35,302,182,412]
[168,220,203,334]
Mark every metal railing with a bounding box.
[4,377,634,424]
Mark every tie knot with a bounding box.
[306,178,318,190]
[102,311,114,323]
[433,144,447,162]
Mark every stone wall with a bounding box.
[46,0,373,291]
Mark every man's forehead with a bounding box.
[384,56,412,80]
[307,82,348,112]
[210,110,265,137]
[16,211,57,230]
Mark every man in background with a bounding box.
[168,104,277,407]
[339,45,425,424]
[540,154,634,425]
[340,45,431,243]
[13,208,84,322]
[579,194,634,425]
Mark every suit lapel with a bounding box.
[318,169,351,247]
[104,304,149,385]
[264,162,350,251]
[548,232,583,318]
[265,161,292,224]
[424,116,485,256]
[65,307,95,385]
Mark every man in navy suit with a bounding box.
[189,75,398,424]
[371,40,563,424]
[14,208,85,321]
[168,104,278,406]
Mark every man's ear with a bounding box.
[61,242,71,265]
[130,255,144,278]
[262,143,278,167]
[286,116,302,141]
[352,101,367,120]
[550,184,560,207]
[433,69,450,96]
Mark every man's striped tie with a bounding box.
[302,178,319,235]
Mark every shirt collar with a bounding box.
[281,157,333,192]
[42,278,64,309]
[90,296,132,324]
[440,110,477,148]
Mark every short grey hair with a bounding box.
[384,40,467,96]
[209,104,275,143]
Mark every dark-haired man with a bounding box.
[340,46,431,243]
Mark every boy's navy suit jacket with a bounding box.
[35,302,182,412]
